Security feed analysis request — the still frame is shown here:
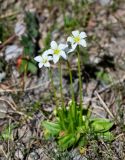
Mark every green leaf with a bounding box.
[27,61,37,73]
[44,31,51,49]
[97,132,114,142]
[21,35,35,56]
[25,12,39,38]
[42,121,61,138]
[19,59,37,74]
[96,70,111,84]
[77,125,87,134]
[1,124,15,141]
[58,134,76,150]
[64,16,78,28]
[90,118,113,133]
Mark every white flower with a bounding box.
[48,41,67,63]
[34,51,52,68]
[67,30,87,53]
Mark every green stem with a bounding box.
[66,60,76,132]
[58,62,66,129]
[77,47,83,125]
[66,60,75,103]
[77,49,83,108]
[48,68,58,109]
[58,62,65,109]
[49,68,66,129]
[23,63,28,91]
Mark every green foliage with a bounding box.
[0,20,12,42]
[109,0,121,12]
[97,132,114,142]
[96,70,111,84]
[0,124,15,141]
[44,31,51,49]
[19,59,37,74]
[21,35,35,56]
[81,0,89,5]
[19,12,39,74]
[58,134,76,150]
[42,102,114,150]
[64,16,78,31]
[20,12,39,56]
[43,121,61,137]
[90,118,114,133]
[0,58,6,72]
[24,12,39,39]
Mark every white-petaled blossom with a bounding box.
[67,30,87,53]
[48,41,67,63]
[34,51,52,68]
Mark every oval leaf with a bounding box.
[90,118,113,133]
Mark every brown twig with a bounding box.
[0,11,19,19]
[0,81,50,93]
[0,98,32,120]
[115,133,124,140]
[0,35,17,50]
[95,91,114,119]
[0,145,8,159]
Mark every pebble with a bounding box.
[18,125,32,143]
[5,45,23,61]
[0,72,6,82]
[15,149,24,160]
[0,102,7,118]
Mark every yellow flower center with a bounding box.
[54,49,60,55]
[74,36,80,43]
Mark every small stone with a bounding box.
[27,152,40,160]
[18,125,32,143]
[5,45,23,61]
[0,102,7,118]
[0,72,6,82]
[98,0,111,6]
[15,150,24,160]
[36,148,50,160]
[15,22,25,37]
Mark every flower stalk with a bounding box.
[77,47,83,125]
[66,60,76,127]
[66,60,75,103]
[48,68,58,109]
[59,62,65,109]
[77,47,82,109]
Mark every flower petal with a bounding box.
[50,41,58,50]
[60,51,67,59]
[80,32,87,38]
[58,44,67,50]
[48,56,53,61]
[34,56,42,62]
[38,62,43,68]
[44,62,50,67]
[67,43,77,53]
[43,49,53,56]
[53,54,60,63]
[72,30,79,37]
[79,39,87,47]
[67,36,74,44]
